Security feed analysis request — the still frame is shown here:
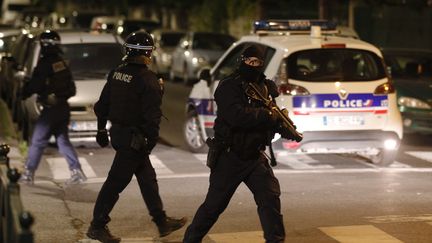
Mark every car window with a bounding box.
[24,40,39,75]
[213,43,275,81]
[61,43,123,80]
[192,33,235,51]
[384,53,432,78]
[0,35,17,53]
[213,44,246,81]
[287,48,386,81]
[160,32,185,47]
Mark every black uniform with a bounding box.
[183,71,286,243]
[90,59,166,228]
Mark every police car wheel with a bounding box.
[370,149,397,167]
[184,110,208,153]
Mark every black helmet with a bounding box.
[39,30,61,47]
[124,30,154,58]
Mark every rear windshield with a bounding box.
[192,33,235,51]
[62,43,123,80]
[160,32,185,47]
[287,49,386,82]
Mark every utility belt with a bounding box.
[206,134,267,169]
[110,124,148,152]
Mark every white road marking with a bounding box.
[149,155,174,174]
[276,153,334,169]
[365,214,432,223]
[46,157,71,179]
[80,157,97,178]
[46,157,96,180]
[389,161,411,168]
[79,238,155,243]
[208,231,264,243]
[405,151,432,163]
[193,153,207,164]
[319,225,403,243]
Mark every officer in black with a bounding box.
[183,45,285,243]
[20,30,87,185]
[86,30,186,243]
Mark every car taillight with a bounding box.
[278,83,310,96]
[374,79,395,95]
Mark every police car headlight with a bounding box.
[384,139,398,150]
[192,57,207,66]
[398,96,431,109]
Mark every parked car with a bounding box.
[0,28,33,115]
[150,29,185,76]
[90,15,124,32]
[115,19,161,39]
[382,48,432,134]
[7,29,123,142]
[0,27,20,99]
[185,20,403,166]
[170,31,236,84]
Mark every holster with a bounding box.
[206,137,224,169]
[130,127,148,151]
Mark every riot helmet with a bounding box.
[39,30,61,55]
[123,30,155,64]
[40,30,61,47]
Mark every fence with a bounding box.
[0,143,34,243]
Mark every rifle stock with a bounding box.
[245,83,303,142]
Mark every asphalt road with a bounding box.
[18,81,432,243]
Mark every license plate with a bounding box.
[323,115,365,126]
[69,121,97,131]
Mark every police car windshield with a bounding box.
[287,49,386,82]
[62,43,123,80]
[192,33,235,51]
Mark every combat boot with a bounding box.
[20,169,34,185]
[157,216,187,237]
[66,168,87,185]
[86,225,121,243]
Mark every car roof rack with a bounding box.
[253,19,339,36]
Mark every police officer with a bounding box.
[86,30,186,243]
[183,45,285,243]
[20,30,87,185]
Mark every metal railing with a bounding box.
[0,143,34,243]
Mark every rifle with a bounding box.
[244,82,303,142]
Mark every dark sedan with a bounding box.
[383,49,432,134]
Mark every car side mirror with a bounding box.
[198,68,211,86]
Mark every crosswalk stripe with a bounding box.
[276,153,334,169]
[389,161,411,168]
[46,157,96,179]
[80,157,97,178]
[193,153,207,164]
[208,231,264,243]
[46,157,70,179]
[319,225,403,243]
[150,155,174,174]
[79,238,154,243]
[405,151,432,163]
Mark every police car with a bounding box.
[184,20,403,167]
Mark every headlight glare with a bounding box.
[398,96,431,109]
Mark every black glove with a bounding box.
[96,129,109,147]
